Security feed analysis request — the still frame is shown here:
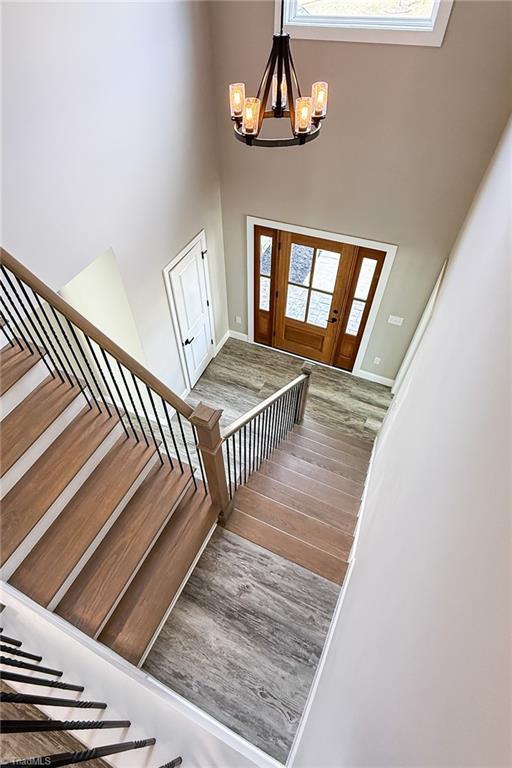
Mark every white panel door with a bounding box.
[169,241,213,387]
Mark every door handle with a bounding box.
[183,336,195,346]
[327,317,338,323]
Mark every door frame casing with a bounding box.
[163,230,216,397]
[246,216,398,381]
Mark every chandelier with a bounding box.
[229,1,329,147]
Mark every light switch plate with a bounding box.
[388,315,404,326]
[235,316,242,324]
[373,357,381,365]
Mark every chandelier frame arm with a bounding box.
[287,41,302,99]
[257,38,280,134]
[256,37,278,101]
[282,37,296,132]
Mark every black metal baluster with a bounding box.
[66,322,103,414]
[226,439,232,499]
[238,428,242,486]
[0,739,157,768]
[191,424,207,493]
[0,670,84,692]
[0,657,61,676]
[0,298,26,351]
[162,402,183,473]
[83,337,121,423]
[97,348,135,439]
[2,268,64,381]
[175,411,197,489]
[271,400,279,450]
[1,719,131,734]
[0,644,42,662]
[117,361,148,446]
[243,424,247,483]
[0,692,106,709]
[232,434,237,492]
[1,283,57,377]
[147,386,171,467]
[48,306,92,409]
[248,420,253,479]
[24,285,75,387]
[131,374,162,464]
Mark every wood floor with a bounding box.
[188,338,392,442]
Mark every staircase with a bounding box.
[226,418,370,583]
[1,246,370,681]
[0,249,218,668]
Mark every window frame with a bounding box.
[275,0,454,47]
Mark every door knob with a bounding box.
[327,317,338,323]
[183,336,195,346]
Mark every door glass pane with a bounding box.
[289,243,314,286]
[259,276,270,311]
[286,284,308,321]
[354,258,377,301]
[260,235,272,277]
[312,249,340,292]
[346,299,365,336]
[307,291,332,328]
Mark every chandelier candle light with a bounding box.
[229,0,329,147]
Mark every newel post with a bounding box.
[190,402,231,522]
[296,362,313,424]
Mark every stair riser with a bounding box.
[0,394,84,499]
[47,451,160,611]
[0,422,125,581]
[86,477,194,640]
[0,358,48,419]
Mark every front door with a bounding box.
[253,227,386,371]
[169,239,213,387]
[274,233,355,364]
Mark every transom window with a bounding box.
[277,0,453,46]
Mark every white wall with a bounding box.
[60,247,146,364]
[208,0,512,380]
[292,120,512,767]
[2,1,229,396]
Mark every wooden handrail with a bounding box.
[1,248,193,419]
[221,365,311,440]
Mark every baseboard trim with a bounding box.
[215,329,230,355]
[352,369,395,387]
[228,330,249,342]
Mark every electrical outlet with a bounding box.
[388,315,404,326]
[235,316,242,325]
[374,356,381,365]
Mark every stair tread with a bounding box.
[55,460,193,638]
[303,418,374,450]
[99,485,216,666]
[271,449,363,498]
[9,436,156,607]
[287,432,370,472]
[0,405,119,566]
[0,345,42,396]
[1,377,80,475]
[281,438,366,484]
[260,459,360,513]
[226,508,347,584]
[294,424,372,458]
[233,485,352,560]
[247,471,358,534]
